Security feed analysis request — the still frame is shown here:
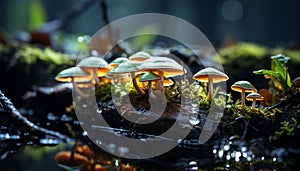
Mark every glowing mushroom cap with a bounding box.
[140,57,185,77]
[55,151,89,171]
[193,67,229,83]
[246,92,264,101]
[139,72,160,82]
[109,57,129,69]
[108,61,141,75]
[129,51,152,61]
[77,57,110,77]
[163,78,174,86]
[55,67,91,82]
[231,81,257,93]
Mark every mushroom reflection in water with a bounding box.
[55,67,91,97]
[231,81,257,108]
[109,57,129,69]
[55,151,89,171]
[77,57,110,86]
[246,92,263,109]
[193,67,229,101]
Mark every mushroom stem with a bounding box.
[241,89,246,108]
[93,68,101,86]
[251,99,256,109]
[131,72,145,95]
[148,81,153,95]
[206,76,213,101]
[71,78,88,98]
[158,70,164,93]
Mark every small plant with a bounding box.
[254,54,292,103]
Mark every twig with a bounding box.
[39,0,97,33]
[0,90,70,142]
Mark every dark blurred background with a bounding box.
[1,0,300,47]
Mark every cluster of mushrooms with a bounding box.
[55,51,263,109]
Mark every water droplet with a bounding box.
[261,156,265,160]
[82,131,88,136]
[189,113,200,125]
[108,143,117,153]
[61,114,73,122]
[218,150,224,158]
[188,161,198,171]
[273,157,277,162]
[97,108,102,114]
[226,154,231,160]
[236,151,241,158]
[47,113,58,121]
[224,145,230,151]
[241,146,247,152]
[213,149,217,154]
[242,152,247,158]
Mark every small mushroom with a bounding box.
[55,67,91,97]
[108,61,145,95]
[193,67,229,101]
[77,57,110,86]
[231,81,257,108]
[139,72,160,96]
[246,92,264,109]
[109,57,129,69]
[129,51,152,61]
[140,57,185,92]
[55,151,89,171]
[163,77,174,86]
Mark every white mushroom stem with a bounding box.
[93,68,101,86]
[148,81,153,95]
[71,78,88,98]
[241,89,246,108]
[158,70,164,93]
[206,76,213,101]
[130,72,145,95]
[251,99,257,109]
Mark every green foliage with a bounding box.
[0,42,74,72]
[129,25,158,50]
[254,54,292,102]
[28,0,47,30]
[272,118,298,141]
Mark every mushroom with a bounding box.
[246,92,264,109]
[55,67,91,97]
[129,51,152,62]
[108,61,145,95]
[55,151,89,171]
[109,57,129,69]
[139,72,160,96]
[231,81,257,108]
[193,67,229,101]
[77,57,110,86]
[140,57,185,92]
[163,77,174,86]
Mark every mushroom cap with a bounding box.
[139,72,160,82]
[129,51,152,61]
[55,67,91,82]
[163,78,174,86]
[246,92,264,101]
[55,151,89,169]
[77,57,110,77]
[108,61,141,75]
[140,57,185,77]
[193,67,229,83]
[109,57,129,68]
[231,81,257,93]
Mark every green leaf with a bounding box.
[28,0,47,30]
